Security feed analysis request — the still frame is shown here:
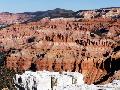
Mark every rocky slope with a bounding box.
[0,8,74,26]
[0,7,120,26]
[0,15,120,85]
[0,12,33,25]
[0,18,120,84]
[76,7,120,19]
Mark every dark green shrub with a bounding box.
[0,52,5,66]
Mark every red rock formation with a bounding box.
[0,12,33,25]
[0,17,120,84]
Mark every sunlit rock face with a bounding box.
[0,12,33,25]
[14,71,120,90]
[0,10,120,84]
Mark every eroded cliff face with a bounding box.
[76,8,120,19]
[0,17,120,84]
[0,12,33,25]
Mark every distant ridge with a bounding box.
[100,7,120,9]
[0,7,120,25]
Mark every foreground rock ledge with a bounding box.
[14,71,120,90]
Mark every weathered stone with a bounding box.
[0,17,120,84]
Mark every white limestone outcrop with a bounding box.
[14,71,120,90]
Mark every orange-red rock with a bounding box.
[0,17,120,84]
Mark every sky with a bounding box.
[0,0,120,13]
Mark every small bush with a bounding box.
[0,66,16,90]
[0,52,5,66]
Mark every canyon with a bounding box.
[0,7,120,88]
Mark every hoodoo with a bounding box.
[0,8,120,88]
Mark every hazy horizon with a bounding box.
[0,0,120,13]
